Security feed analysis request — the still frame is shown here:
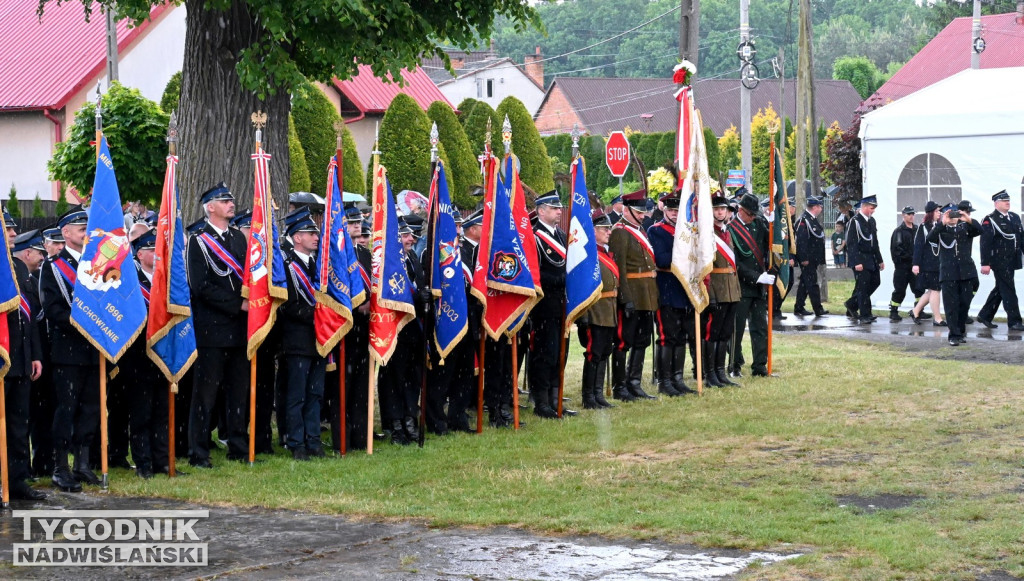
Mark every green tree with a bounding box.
[822,115,864,206]
[579,135,607,193]
[291,79,363,196]
[718,126,740,175]
[463,101,501,156]
[42,0,539,220]
[55,189,69,217]
[32,194,45,218]
[377,94,453,195]
[656,133,676,171]
[495,96,554,193]
[923,0,1017,35]
[703,127,722,183]
[833,56,882,99]
[427,101,480,209]
[635,133,662,172]
[455,98,480,125]
[48,82,168,207]
[7,184,19,219]
[160,71,182,113]
[287,116,311,194]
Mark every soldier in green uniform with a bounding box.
[706,194,741,386]
[576,211,618,409]
[728,193,774,377]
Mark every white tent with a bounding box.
[858,67,1024,317]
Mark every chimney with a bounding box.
[524,46,544,88]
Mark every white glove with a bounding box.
[756,272,776,285]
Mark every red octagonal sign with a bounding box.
[605,131,631,178]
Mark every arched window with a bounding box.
[895,153,961,221]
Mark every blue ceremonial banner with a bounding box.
[314,154,366,356]
[72,135,147,362]
[146,153,197,383]
[368,165,416,365]
[428,161,468,361]
[564,156,601,331]
[0,220,20,378]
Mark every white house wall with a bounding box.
[862,132,1024,317]
[0,113,58,202]
[440,68,544,115]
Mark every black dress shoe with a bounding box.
[560,407,579,417]
[793,308,812,317]
[73,467,100,486]
[52,467,82,492]
[1008,323,1024,332]
[110,458,134,470]
[964,316,974,324]
[933,320,948,327]
[976,317,997,329]
[307,446,326,458]
[136,467,154,479]
[948,338,960,346]
[11,481,46,500]
[751,369,778,377]
[291,448,310,461]
[188,458,213,469]
[814,309,830,316]
[774,312,787,320]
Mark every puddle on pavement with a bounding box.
[835,493,925,514]
[0,494,801,579]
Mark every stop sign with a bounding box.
[605,131,631,178]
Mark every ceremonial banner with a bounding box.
[146,153,197,383]
[671,87,715,312]
[368,165,415,365]
[243,143,287,360]
[314,154,366,357]
[564,156,601,331]
[770,145,795,294]
[427,161,468,361]
[470,154,542,339]
[0,224,20,377]
[71,136,146,362]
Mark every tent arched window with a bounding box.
[895,153,961,221]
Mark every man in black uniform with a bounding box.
[341,215,372,450]
[928,207,980,345]
[186,183,249,468]
[39,208,99,491]
[4,216,45,499]
[793,197,829,317]
[888,206,919,322]
[280,208,327,460]
[977,190,1024,331]
[845,195,885,324]
[529,191,574,418]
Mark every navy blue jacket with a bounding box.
[647,221,691,310]
[980,210,1024,271]
[927,220,980,282]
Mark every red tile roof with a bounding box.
[333,64,452,116]
[0,0,170,111]
[871,12,1024,105]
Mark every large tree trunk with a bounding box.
[179,0,290,222]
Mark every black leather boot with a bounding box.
[626,348,656,399]
[657,346,681,396]
[52,460,82,492]
[72,449,100,486]
[402,416,419,442]
[672,346,696,394]
[715,341,740,386]
[703,341,724,387]
[390,419,410,445]
[581,362,599,409]
[611,350,635,401]
[593,359,615,408]
[534,384,559,418]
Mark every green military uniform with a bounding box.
[577,212,619,409]
[728,194,771,377]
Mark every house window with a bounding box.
[895,153,961,222]
[486,79,494,98]
[476,79,482,99]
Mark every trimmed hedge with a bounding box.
[377,94,453,195]
[291,79,364,195]
[427,101,480,210]
[463,101,501,157]
[160,71,181,114]
[455,98,480,125]
[288,115,312,194]
[496,97,553,193]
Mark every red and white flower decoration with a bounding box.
[673,60,696,85]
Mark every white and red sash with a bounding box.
[615,222,655,262]
[715,227,736,270]
[597,247,619,280]
[534,228,567,259]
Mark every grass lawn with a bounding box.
[109,332,1024,580]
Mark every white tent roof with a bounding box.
[859,67,1024,141]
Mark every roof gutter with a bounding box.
[344,110,365,124]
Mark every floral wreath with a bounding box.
[673,60,696,85]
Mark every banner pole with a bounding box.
[100,356,108,490]
[767,141,776,375]
[695,316,703,396]
[339,343,346,457]
[248,356,256,466]
[0,378,9,508]
[367,360,377,454]
[511,335,520,430]
[476,335,486,433]
[168,382,176,477]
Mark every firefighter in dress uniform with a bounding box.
[977,189,1024,331]
[576,210,617,409]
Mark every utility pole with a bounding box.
[105,5,119,82]
[971,0,982,70]
[739,0,751,190]
[804,0,820,204]
[679,0,701,64]
[795,0,819,211]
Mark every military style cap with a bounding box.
[992,189,1010,202]
[57,207,89,228]
[397,216,413,236]
[132,229,157,252]
[621,189,648,208]
[610,195,623,205]
[345,205,363,223]
[200,182,233,205]
[760,198,770,209]
[591,210,612,227]
[452,205,465,225]
[186,218,207,235]
[534,190,562,208]
[860,195,878,207]
[659,191,680,209]
[3,207,17,229]
[900,206,915,215]
[13,229,44,252]
[711,194,731,208]
[284,207,319,236]
[231,209,252,228]
[739,193,761,215]
[941,203,956,213]
[463,209,484,228]
[924,200,940,213]
[957,200,975,213]
[42,224,63,242]
[359,220,372,237]
[807,197,823,207]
